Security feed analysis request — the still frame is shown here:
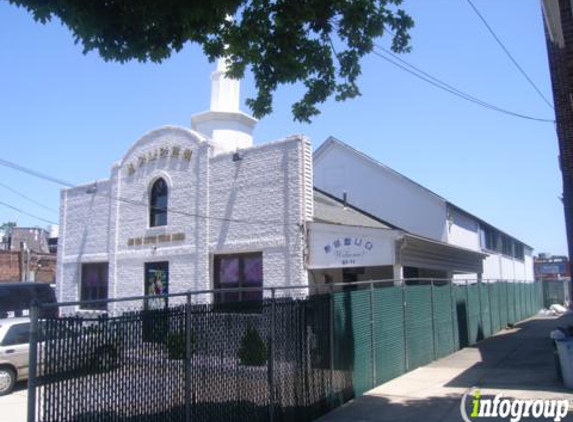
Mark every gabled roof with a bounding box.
[314,136,448,204]
[314,136,533,249]
[313,188,488,274]
[313,188,396,230]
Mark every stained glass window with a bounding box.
[150,178,168,227]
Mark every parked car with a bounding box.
[0,317,120,396]
[0,283,57,318]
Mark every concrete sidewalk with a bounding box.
[318,314,573,422]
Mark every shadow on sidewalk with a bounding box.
[444,314,573,394]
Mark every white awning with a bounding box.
[399,234,487,274]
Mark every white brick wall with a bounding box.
[57,126,310,303]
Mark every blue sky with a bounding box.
[0,1,566,256]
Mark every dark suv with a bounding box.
[0,282,57,318]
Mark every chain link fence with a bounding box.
[28,279,543,422]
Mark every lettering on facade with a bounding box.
[323,237,374,266]
[126,145,193,175]
[127,232,185,247]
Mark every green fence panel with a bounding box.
[507,283,516,325]
[543,280,566,308]
[529,282,534,316]
[524,283,529,317]
[432,283,455,359]
[519,282,529,320]
[405,285,434,370]
[514,282,520,322]
[517,283,523,321]
[479,283,492,339]
[333,289,373,397]
[523,283,531,318]
[526,283,532,317]
[533,282,540,314]
[451,284,458,351]
[374,286,406,385]
[489,283,501,334]
[454,284,469,349]
[467,283,481,344]
[500,282,507,330]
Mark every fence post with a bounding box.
[430,279,437,360]
[269,288,276,422]
[487,281,494,335]
[503,281,508,326]
[27,299,39,422]
[329,284,335,408]
[513,282,518,324]
[402,280,409,371]
[450,280,457,351]
[369,281,376,387]
[477,279,483,339]
[465,280,470,344]
[185,294,192,422]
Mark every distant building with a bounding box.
[534,253,570,280]
[47,225,59,254]
[0,226,58,283]
[0,230,6,251]
[8,227,50,253]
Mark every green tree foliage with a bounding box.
[238,323,268,366]
[0,222,16,232]
[8,0,413,122]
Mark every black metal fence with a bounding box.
[28,279,543,422]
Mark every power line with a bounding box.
[0,158,74,187]
[375,45,552,121]
[0,199,58,225]
[463,0,554,109]
[335,20,554,122]
[0,158,301,227]
[371,46,555,123]
[0,182,58,213]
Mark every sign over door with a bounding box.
[308,223,397,269]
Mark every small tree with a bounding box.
[238,323,268,366]
[0,222,16,233]
[166,330,196,360]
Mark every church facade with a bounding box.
[57,61,313,309]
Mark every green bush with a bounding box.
[238,323,268,366]
[166,330,196,360]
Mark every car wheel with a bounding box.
[0,367,16,396]
[94,347,116,371]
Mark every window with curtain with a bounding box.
[214,253,263,310]
[150,178,168,227]
[80,263,109,310]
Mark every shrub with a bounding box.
[238,323,268,366]
[166,330,196,360]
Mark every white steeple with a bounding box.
[210,58,240,112]
[191,58,257,153]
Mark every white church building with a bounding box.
[57,62,533,309]
[57,60,314,309]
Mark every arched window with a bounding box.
[150,178,168,227]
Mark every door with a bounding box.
[143,262,169,343]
